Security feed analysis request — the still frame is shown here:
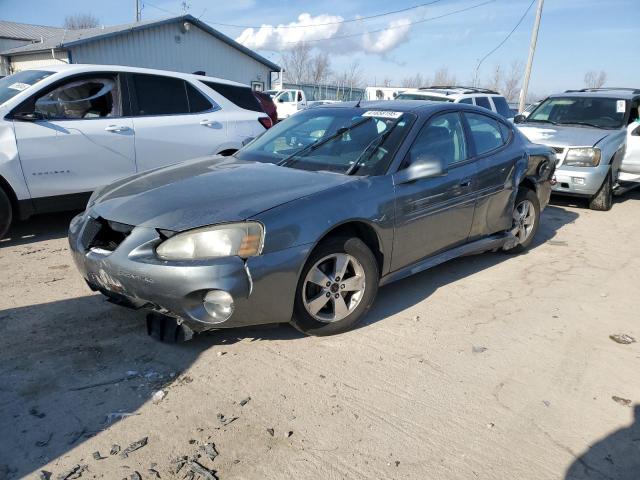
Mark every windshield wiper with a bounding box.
[344,117,403,176]
[526,118,558,125]
[557,121,612,129]
[277,117,373,168]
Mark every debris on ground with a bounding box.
[110,444,121,455]
[120,437,148,458]
[472,346,488,354]
[216,351,227,357]
[612,396,632,407]
[129,472,142,480]
[548,240,568,246]
[266,428,275,437]
[486,423,495,429]
[216,413,238,426]
[152,390,166,404]
[171,456,189,474]
[92,451,105,461]
[285,431,293,438]
[55,463,87,480]
[413,315,421,321]
[609,334,636,345]
[201,442,218,461]
[38,471,52,480]
[188,460,218,480]
[148,467,161,478]
[239,396,251,406]
[542,400,551,407]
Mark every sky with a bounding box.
[1,0,639,96]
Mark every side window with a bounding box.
[466,112,505,155]
[498,121,512,142]
[131,74,189,115]
[201,81,261,112]
[475,96,492,111]
[492,96,512,118]
[278,91,293,103]
[458,98,473,105]
[35,76,120,119]
[185,83,213,113]
[405,112,467,167]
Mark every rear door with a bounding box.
[463,111,520,238]
[12,72,135,204]
[392,111,478,270]
[128,73,227,172]
[620,99,640,176]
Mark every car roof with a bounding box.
[555,88,640,100]
[312,100,508,119]
[18,63,249,88]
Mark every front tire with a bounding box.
[292,237,379,336]
[589,171,613,211]
[505,188,540,254]
[0,187,12,240]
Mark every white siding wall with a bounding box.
[69,23,272,88]
[1,38,33,75]
[10,50,69,72]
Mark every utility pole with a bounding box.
[518,0,544,113]
[135,0,141,21]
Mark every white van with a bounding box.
[0,64,271,238]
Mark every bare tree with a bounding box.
[381,77,393,88]
[334,60,364,89]
[308,52,331,85]
[432,67,457,86]
[280,44,312,84]
[485,64,502,93]
[502,60,524,102]
[400,73,427,88]
[584,70,607,89]
[63,13,99,30]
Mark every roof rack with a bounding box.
[565,87,640,94]
[421,85,500,95]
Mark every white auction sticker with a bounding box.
[617,100,626,113]
[362,110,403,119]
[8,82,30,91]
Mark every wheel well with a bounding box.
[217,149,237,157]
[0,175,18,214]
[519,177,536,192]
[317,222,384,276]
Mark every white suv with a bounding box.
[0,64,272,238]
[396,86,513,120]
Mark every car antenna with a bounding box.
[355,90,365,108]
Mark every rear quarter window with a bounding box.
[201,81,262,112]
[475,96,492,111]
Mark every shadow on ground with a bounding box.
[565,405,640,480]
[1,211,80,248]
[0,205,578,478]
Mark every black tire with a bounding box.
[292,236,379,336]
[505,188,541,254]
[146,313,194,343]
[0,187,12,240]
[589,171,613,211]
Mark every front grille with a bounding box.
[83,217,134,252]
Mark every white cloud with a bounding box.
[235,12,412,55]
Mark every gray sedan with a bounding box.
[69,101,556,340]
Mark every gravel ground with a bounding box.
[0,193,638,480]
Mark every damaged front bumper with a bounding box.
[69,212,310,332]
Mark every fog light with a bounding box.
[571,177,586,185]
[203,290,234,321]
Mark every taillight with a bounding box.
[258,116,272,129]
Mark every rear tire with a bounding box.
[589,171,613,211]
[292,237,379,336]
[0,187,12,240]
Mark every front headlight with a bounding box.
[564,148,601,167]
[156,222,264,260]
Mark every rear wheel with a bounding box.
[0,187,12,240]
[292,237,379,336]
[589,171,613,211]
[505,188,540,254]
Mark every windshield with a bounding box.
[0,70,54,106]
[236,108,415,176]
[527,96,627,129]
[396,93,453,102]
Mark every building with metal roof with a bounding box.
[0,15,280,90]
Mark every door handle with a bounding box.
[200,119,222,128]
[459,180,472,188]
[105,125,130,132]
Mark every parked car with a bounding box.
[264,88,308,119]
[69,101,556,341]
[0,64,272,239]
[395,86,514,120]
[515,88,640,210]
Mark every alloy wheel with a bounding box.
[302,253,366,323]
[511,199,536,245]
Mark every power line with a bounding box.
[144,0,448,29]
[473,0,536,85]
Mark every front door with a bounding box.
[620,102,640,176]
[392,111,477,270]
[13,74,135,201]
[127,73,228,172]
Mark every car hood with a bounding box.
[517,124,610,147]
[90,156,355,231]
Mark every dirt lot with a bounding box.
[1,193,639,480]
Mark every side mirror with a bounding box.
[513,114,526,124]
[13,110,43,122]
[394,155,448,185]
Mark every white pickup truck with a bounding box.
[264,89,307,120]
